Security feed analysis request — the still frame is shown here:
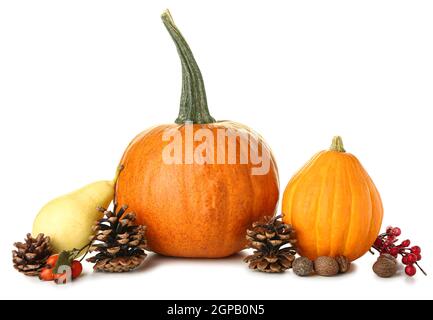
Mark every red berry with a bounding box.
[54,272,68,284]
[389,247,399,256]
[411,246,421,255]
[392,227,401,236]
[384,239,394,247]
[407,254,418,264]
[39,268,54,281]
[417,254,422,261]
[71,260,83,279]
[46,255,59,268]
[386,226,393,234]
[405,265,416,277]
[401,240,411,247]
[402,256,409,265]
[51,260,83,284]
[374,239,383,247]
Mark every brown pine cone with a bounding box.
[87,204,147,273]
[244,215,297,273]
[12,233,52,276]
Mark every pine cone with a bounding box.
[244,215,297,273]
[90,256,146,273]
[12,233,52,276]
[87,204,147,272]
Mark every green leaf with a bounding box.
[53,250,74,274]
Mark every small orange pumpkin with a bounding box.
[282,136,383,262]
[115,11,279,258]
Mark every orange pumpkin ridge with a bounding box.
[115,11,279,258]
[282,136,383,262]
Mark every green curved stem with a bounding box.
[161,9,215,124]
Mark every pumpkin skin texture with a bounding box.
[116,123,279,258]
[282,137,383,262]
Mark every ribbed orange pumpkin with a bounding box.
[282,137,383,262]
[115,11,279,258]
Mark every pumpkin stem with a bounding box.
[161,10,216,124]
[330,136,346,152]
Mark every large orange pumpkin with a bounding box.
[115,11,279,258]
[282,137,383,261]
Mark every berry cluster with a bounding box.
[39,252,83,284]
[372,226,426,277]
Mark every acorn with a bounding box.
[373,254,397,278]
[335,255,351,274]
[293,257,314,276]
[314,256,339,276]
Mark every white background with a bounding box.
[1,0,432,300]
